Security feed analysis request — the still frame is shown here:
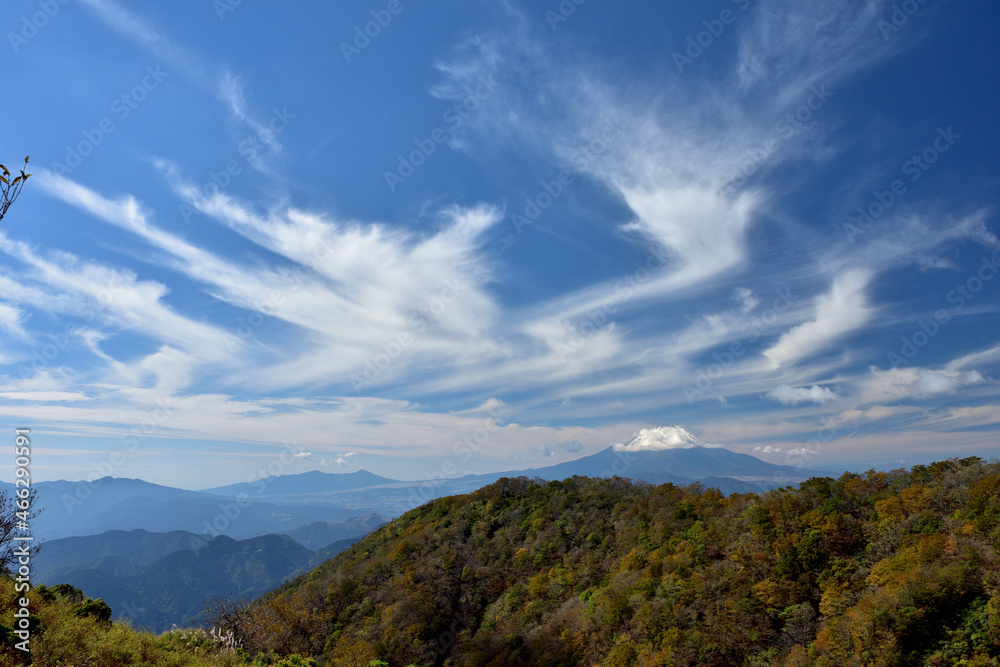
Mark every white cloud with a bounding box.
[328,451,359,467]
[429,17,767,324]
[947,343,1000,371]
[914,254,957,271]
[429,0,906,317]
[913,370,983,398]
[475,397,506,414]
[764,270,872,367]
[419,0,908,408]
[557,440,583,453]
[0,391,90,402]
[78,0,211,88]
[0,229,232,361]
[766,384,838,405]
[218,72,283,164]
[912,370,959,396]
[616,184,761,290]
[753,445,783,454]
[36,169,509,392]
[939,405,1000,428]
[80,0,285,173]
[840,210,997,276]
[735,0,891,95]
[734,288,760,314]
[861,367,985,402]
[0,302,28,339]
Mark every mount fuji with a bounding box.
[483,425,825,493]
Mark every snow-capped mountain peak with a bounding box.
[612,425,722,452]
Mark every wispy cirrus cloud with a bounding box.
[78,0,211,87]
[79,0,286,169]
[766,384,839,405]
[0,302,28,339]
[0,228,230,358]
[34,167,509,393]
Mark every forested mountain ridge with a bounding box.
[239,457,1000,666]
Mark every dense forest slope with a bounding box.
[246,458,1000,666]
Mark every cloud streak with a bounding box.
[766,384,839,405]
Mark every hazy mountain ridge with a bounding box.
[2,434,824,543]
[282,515,386,550]
[33,513,388,582]
[33,529,197,582]
[30,512,388,632]
[53,533,312,631]
[36,529,368,632]
[174,429,820,516]
[201,469,399,498]
[0,476,379,542]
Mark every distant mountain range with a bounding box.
[189,425,823,516]
[202,469,398,498]
[365,425,824,512]
[0,476,380,542]
[33,514,386,581]
[489,426,820,488]
[283,515,386,549]
[1,426,825,542]
[33,515,387,632]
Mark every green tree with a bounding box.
[74,597,113,624]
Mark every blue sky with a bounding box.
[1,0,998,488]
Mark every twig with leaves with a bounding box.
[0,156,31,224]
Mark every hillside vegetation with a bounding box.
[0,581,315,667]
[250,457,1000,666]
[3,457,1000,666]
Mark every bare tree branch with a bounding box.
[0,487,40,576]
[0,156,31,224]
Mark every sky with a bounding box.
[1,0,998,489]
